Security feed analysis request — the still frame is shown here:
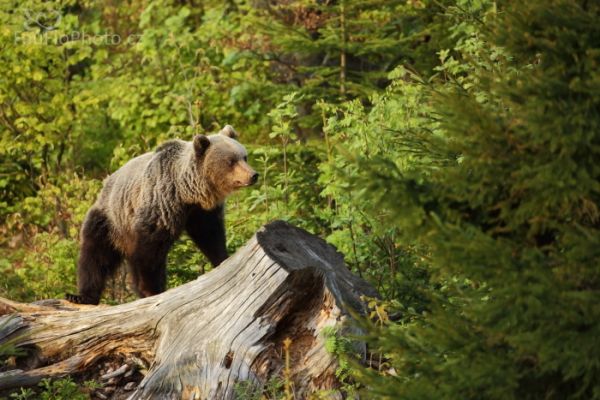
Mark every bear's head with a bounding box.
[192,125,258,205]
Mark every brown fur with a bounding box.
[66,126,258,304]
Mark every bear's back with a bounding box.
[100,139,188,210]
[96,153,153,237]
[95,140,191,252]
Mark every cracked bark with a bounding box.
[0,221,378,399]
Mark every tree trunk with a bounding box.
[0,221,378,399]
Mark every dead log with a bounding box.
[0,221,378,399]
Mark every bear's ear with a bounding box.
[219,125,238,140]
[193,134,211,157]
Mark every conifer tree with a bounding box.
[351,1,600,398]
[240,0,450,130]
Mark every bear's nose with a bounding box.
[250,172,259,184]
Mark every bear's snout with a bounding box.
[232,161,258,188]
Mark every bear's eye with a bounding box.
[243,156,247,162]
[229,158,236,167]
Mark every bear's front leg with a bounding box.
[126,233,172,298]
[185,205,228,268]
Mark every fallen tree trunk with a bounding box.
[0,221,378,399]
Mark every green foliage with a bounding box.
[322,326,360,397]
[1,233,77,301]
[166,235,209,287]
[343,1,600,399]
[233,377,285,400]
[315,73,436,299]
[240,0,454,130]
[1,0,597,398]
[1,175,100,301]
[7,377,93,400]
[0,317,26,366]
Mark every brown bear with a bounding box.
[66,125,258,305]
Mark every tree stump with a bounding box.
[0,221,378,399]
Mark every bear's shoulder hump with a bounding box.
[155,139,185,154]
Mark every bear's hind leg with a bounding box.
[66,208,122,305]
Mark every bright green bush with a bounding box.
[0,234,77,301]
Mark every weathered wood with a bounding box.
[0,221,377,399]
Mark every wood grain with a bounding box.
[0,221,377,399]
